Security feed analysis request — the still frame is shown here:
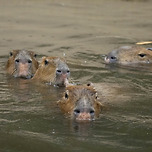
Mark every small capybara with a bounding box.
[6,50,39,79]
[32,56,70,87]
[105,46,152,65]
[57,84,103,121]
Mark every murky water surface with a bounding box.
[0,0,152,152]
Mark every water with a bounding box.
[0,0,152,152]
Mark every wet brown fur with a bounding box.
[57,85,103,118]
[32,56,69,86]
[117,46,152,64]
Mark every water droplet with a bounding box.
[63,53,66,57]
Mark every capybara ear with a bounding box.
[147,48,152,51]
[95,92,99,99]
[53,57,60,64]
[96,101,104,110]
[29,51,37,58]
[64,90,69,100]
[41,56,47,63]
[53,57,66,64]
[86,82,94,87]
[39,56,47,67]
[86,83,97,94]
[42,56,46,60]
[44,59,49,65]
[34,54,37,58]
[86,82,98,97]
[9,51,13,57]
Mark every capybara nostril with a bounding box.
[76,112,91,121]
[74,109,80,116]
[110,56,117,60]
[28,59,32,63]
[56,70,62,74]
[67,70,70,74]
[15,59,20,63]
[90,109,95,116]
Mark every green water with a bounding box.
[0,0,152,152]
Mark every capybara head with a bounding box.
[57,84,102,121]
[33,57,70,86]
[104,46,152,65]
[6,50,39,79]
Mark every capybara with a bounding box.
[57,84,103,121]
[104,46,152,65]
[32,56,70,87]
[6,50,39,79]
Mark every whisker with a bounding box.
[11,68,17,75]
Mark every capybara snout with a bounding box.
[73,95,96,120]
[55,59,70,86]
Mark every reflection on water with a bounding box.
[0,0,152,152]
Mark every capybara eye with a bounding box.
[138,53,146,58]
[9,52,13,56]
[34,54,37,58]
[15,59,19,63]
[147,48,152,51]
[28,59,32,63]
[65,93,69,99]
[57,70,62,73]
[44,60,49,65]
